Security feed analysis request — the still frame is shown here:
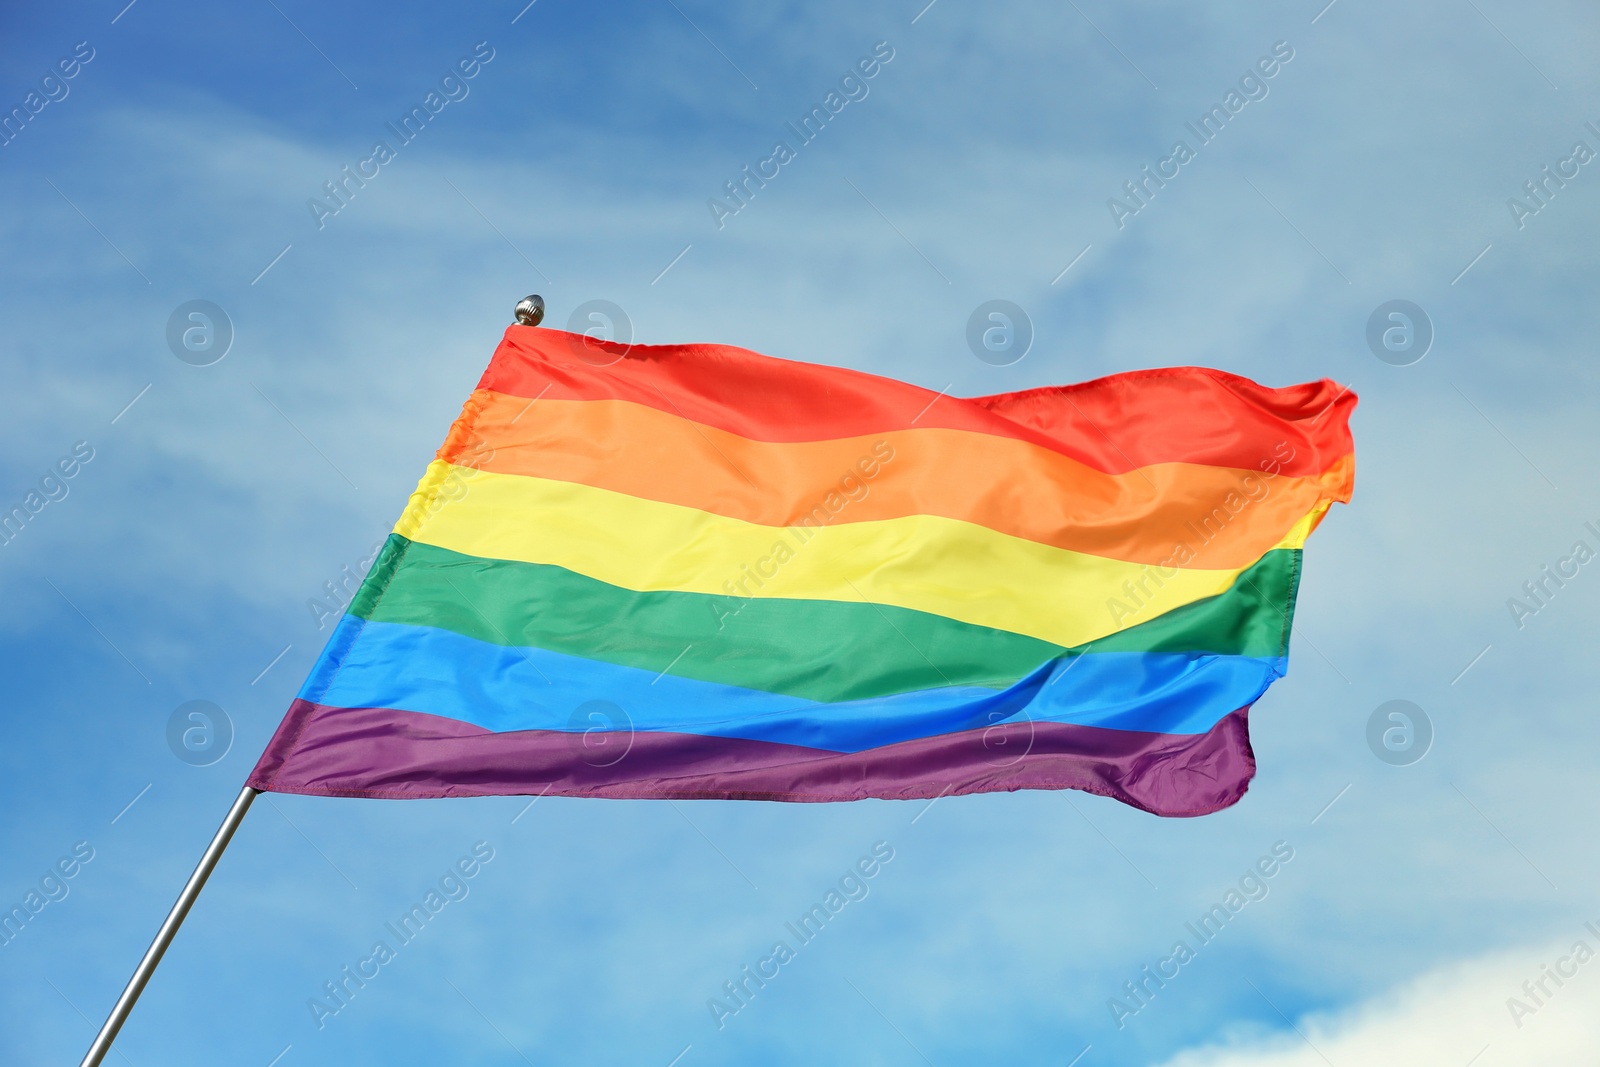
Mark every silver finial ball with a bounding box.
[514,294,545,327]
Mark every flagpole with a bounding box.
[514,293,544,326]
[79,785,258,1067]
[81,296,543,1066]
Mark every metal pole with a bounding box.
[513,294,544,326]
[79,785,258,1067]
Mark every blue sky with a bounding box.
[3,1,1599,1064]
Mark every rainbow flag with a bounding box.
[249,327,1354,816]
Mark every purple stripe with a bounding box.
[249,700,1257,816]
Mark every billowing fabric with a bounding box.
[249,326,1355,816]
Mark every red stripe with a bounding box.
[480,326,1356,477]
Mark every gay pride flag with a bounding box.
[249,327,1354,816]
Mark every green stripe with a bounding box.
[352,535,1299,704]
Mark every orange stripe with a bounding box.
[439,390,1354,569]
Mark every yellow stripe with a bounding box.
[394,462,1313,647]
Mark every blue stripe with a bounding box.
[303,616,1285,753]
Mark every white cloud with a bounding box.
[1155,933,1600,1067]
